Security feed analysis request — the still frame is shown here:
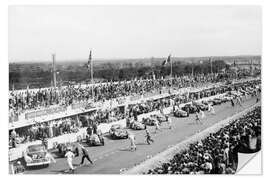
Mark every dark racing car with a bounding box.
[181,104,198,114]
[109,124,128,139]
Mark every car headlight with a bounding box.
[25,155,32,162]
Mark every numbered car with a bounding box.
[129,121,147,130]
[182,104,198,114]
[174,109,189,117]
[86,130,105,146]
[109,124,128,139]
[23,144,51,167]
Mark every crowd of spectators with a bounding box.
[9,73,240,117]
[147,106,261,174]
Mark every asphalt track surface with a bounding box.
[24,96,260,174]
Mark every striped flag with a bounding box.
[162,54,171,66]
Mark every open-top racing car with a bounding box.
[129,121,146,130]
[173,108,189,117]
[86,130,105,146]
[151,114,167,123]
[208,98,223,105]
[142,117,156,126]
[109,124,128,139]
[192,101,208,111]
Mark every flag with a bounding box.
[162,54,171,66]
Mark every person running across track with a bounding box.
[145,128,154,145]
[195,111,203,124]
[199,109,205,120]
[236,96,243,107]
[208,103,215,115]
[166,115,172,129]
[154,119,161,133]
[128,132,136,151]
[230,99,235,107]
[65,148,75,173]
[79,143,94,166]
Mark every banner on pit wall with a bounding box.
[71,102,88,109]
[129,95,142,102]
[143,91,160,99]
[25,106,67,120]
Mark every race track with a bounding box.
[24,96,260,174]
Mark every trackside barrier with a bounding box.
[9,119,127,161]
[124,103,260,174]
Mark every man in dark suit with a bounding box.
[79,143,94,166]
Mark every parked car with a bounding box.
[129,121,146,130]
[86,129,104,146]
[208,98,223,105]
[174,109,189,117]
[23,144,51,167]
[151,114,167,123]
[109,124,128,139]
[86,133,105,146]
[142,117,156,126]
[192,101,208,111]
[182,104,198,114]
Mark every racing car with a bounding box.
[109,124,129,139]
[173,109,189,117]
[142,117,156,126]
[56,142,80,158]
[151,114,167,123]
[86,132,105,146]
[207,97,224,106]
[129,121,147,130]
[192,101,208,111]
[23,144,51,167]
[181,104,198,114]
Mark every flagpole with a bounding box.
[90,50,94,99]
[210,57,213,75]
[170,55,173,78]
[52,54,57,88]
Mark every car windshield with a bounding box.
[28,145,45,152]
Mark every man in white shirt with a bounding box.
[208,104,215,115]
[166,115,172,130]
[65,149,75,172]
[128,132,136,151]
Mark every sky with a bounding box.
[8,6,262,62]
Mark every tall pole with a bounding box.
[210,57,213,75]
[52,54,57,88]
[191,62,194,77]
[89,50,94,98]
[170,55,173,78]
